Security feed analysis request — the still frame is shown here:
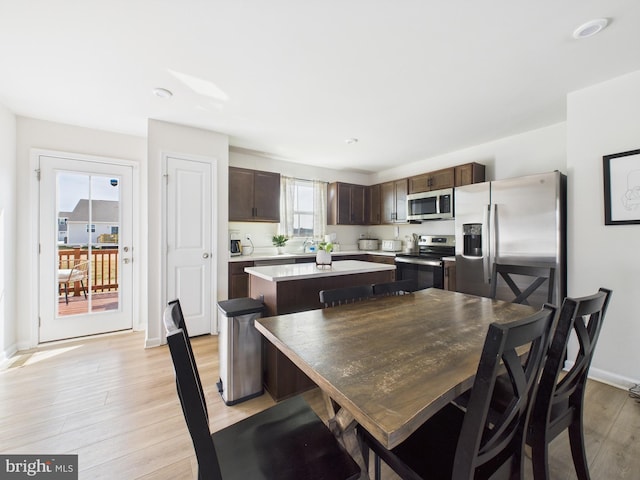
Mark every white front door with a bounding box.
[166,156,214,336]
[38,155,134,342]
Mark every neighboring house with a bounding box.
[58,199,119,246]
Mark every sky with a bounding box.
[57,173,120,212]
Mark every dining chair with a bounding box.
[490,262,555,307]
[359,304,556,480]
[319,284,374,308]
[526,288,612,480]
[58,259,89,304]
[164,301,360,480]
[371,279,416,296]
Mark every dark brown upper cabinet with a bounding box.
[454,162,486,186]
[229,167,280,222]
[408,168,455,194]
[327,182,366,225]
[366,184,381,225]
[381,179,408,224]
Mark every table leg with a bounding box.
[321,391,370,480]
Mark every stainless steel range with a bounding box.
[394,235,455,290]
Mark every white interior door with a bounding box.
[38,155,133,342]
[166,156,213,336]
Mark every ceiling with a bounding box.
[2,1,640,173]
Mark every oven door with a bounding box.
[395,257,444,290]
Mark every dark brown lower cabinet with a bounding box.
[444,260,456,291]
[228,261,253,299]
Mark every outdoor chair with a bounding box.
[58,259,89,304]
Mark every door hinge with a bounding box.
[38,317,41,327]
[163,173,169,185]
[35,169,41,181]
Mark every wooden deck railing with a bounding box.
[58,248,119,294]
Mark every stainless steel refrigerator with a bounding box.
[454,171,566,307]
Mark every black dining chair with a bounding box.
[526,288,612,480]
[372,279,416,296]
[164,301,360,480]
[319,284,374,308]
[490,262,556,307]
[359,304,556,480]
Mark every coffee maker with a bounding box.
[230,231,242,256]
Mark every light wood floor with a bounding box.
[1,331,638,479]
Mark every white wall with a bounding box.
[0,104,17,361]
[15,117,146,349]
[230,124,567,252]
[567,70,640,388]
[373,123,566,185]
[147,119,229,347]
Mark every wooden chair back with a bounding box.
[319,284,373,308]
[452,304,556,478]
[528,288,612,479]
[164,300,361,480]
[372,279,416,296]
[164,308,221,479]
[164,300,208,421]
[490,262,556,307]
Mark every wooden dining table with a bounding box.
[254,288,536,475]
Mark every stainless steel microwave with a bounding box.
[406,187,454,221]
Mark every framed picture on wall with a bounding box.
[603,148,640,225]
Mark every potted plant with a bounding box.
[316,241,333,266]
[272,234,288,254]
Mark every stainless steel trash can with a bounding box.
[216,298,265,405]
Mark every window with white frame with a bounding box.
[292,179,314,237]
[280,176,327,239]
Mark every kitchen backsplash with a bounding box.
[228,220,455,255]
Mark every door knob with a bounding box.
[202,252,210,259]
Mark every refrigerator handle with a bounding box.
[489,203,497,283]
[483,204,491,284]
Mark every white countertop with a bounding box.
[245,260,396,282]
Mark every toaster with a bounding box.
[381,239,402,252]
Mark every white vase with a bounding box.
[277,246,285,254]
[316,250,332,266]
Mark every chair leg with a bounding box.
[530,435,551,480]
[80,280,88,299]
[568,415,591,480]
[64,283,69,304]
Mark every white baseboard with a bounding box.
[564,361,639,390]
[145,336,162,348]
[0,343,18,368]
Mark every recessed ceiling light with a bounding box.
[153,87,173,98]
[345,138,359,144]
[572,18,609,39]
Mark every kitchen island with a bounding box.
[245,260,395,315]
[245,259,395,401]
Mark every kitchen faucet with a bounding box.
[303,238,316,253]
